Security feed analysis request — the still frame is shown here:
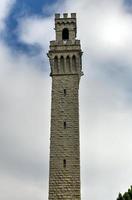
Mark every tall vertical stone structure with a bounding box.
[48,13,83,200]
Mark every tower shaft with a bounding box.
[48,13,83,200]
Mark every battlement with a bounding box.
[54,13,77,41]
[55,13,76,19]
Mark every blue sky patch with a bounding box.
[4,0,56,55]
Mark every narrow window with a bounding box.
[63,159,66,168]
[72,55,76,72]
[54,56,59,73]
[64,89,66,96]
[60,56,64,73]
[62,28,69,40]
[66,56,70,72]
[64,121,66,129]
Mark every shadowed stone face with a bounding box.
[48,13,83,200]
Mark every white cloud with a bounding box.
[0,173,47,200]
[0,0,16,31]
[0,41,50,199]
[0,2,51,198]
[80,77,132,200]
[63,0,132,67]
[18,0,132,67]
[18,16,54,53]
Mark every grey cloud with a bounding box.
[0,46,50,199]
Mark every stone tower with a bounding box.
[48,13,83,200]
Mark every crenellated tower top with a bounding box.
[55,13,77,41]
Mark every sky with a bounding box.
[1,0,132,199]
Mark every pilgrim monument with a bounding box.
[47,13,83,200]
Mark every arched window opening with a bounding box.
[63,159,66,168]
[62,28,69,40]
[54,56,59,73]
[60,56,64,73]
[72,55,76,72]
[66,56,70,73]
